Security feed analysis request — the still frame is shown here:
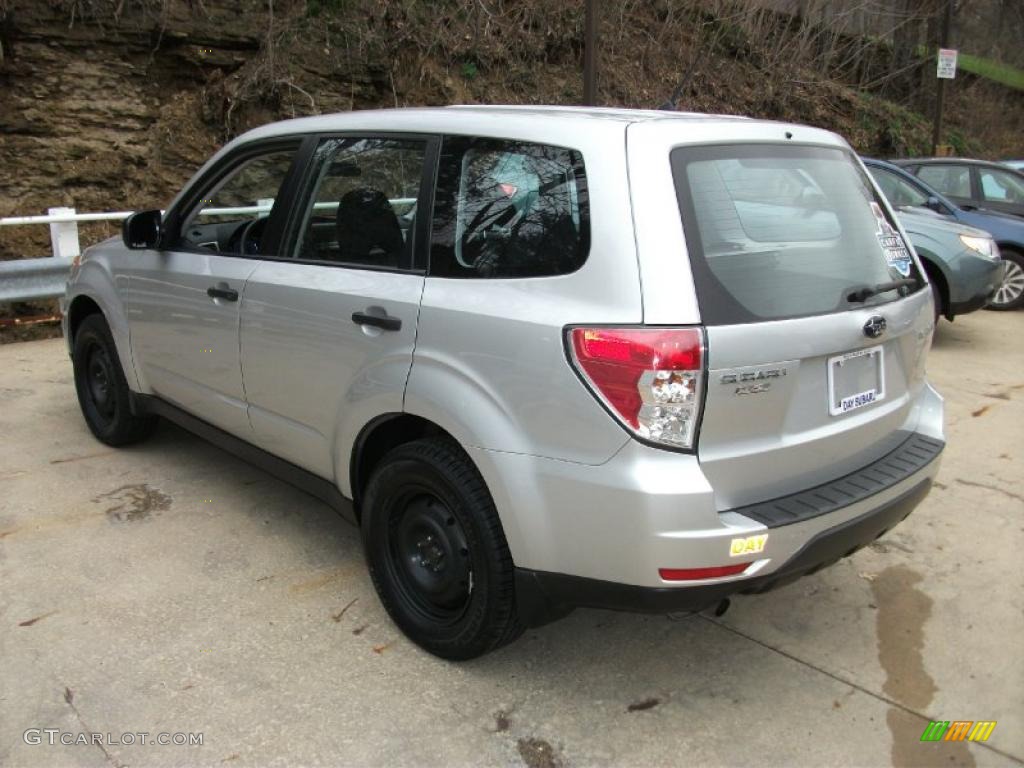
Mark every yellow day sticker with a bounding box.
[729,534,768,557]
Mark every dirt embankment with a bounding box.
[1,0,1022,266]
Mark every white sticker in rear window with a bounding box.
[870,202,913,277]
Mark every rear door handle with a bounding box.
[352,310,402,332]
[207,285,239,302]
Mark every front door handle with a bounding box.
[207,285,239,302]
[352,310,402,332]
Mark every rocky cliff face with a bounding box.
[1,0,1020,262]
[2,2,277,257]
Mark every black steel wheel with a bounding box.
[72,313,158,445]
[362,437,523,659]
[387,491,473,624]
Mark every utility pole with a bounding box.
[583,0,598,106]
[931,0,954,155]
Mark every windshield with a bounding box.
[670,145,923,325]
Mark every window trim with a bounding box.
[274,131,441,274]
[427,134,591,280]
[161,136,312,259]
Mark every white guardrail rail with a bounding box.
[0,199,415,304]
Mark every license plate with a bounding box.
[827,345,885,416]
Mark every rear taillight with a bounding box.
[567,327,705,450]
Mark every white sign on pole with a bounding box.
[937,48,958,79]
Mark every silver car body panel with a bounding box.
[239,262,424,487]
[62,238,141,392]
[123,248,259,437]
[472,382,942,585]
[405,116,640,466]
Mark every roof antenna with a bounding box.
[659,56,699,111]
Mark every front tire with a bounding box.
[72,314,158,445]
[361,437,523,660]
[988,250,1024,311]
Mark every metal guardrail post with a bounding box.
[48,207,80,259]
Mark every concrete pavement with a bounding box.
[1,310,1022,767]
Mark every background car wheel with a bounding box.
[987,250,1024,311]
[72,314,158,445]
[362,437,523,660]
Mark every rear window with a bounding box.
[429,137,589,278]
[671,144,923,325]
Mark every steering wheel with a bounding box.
[228,217,268,256]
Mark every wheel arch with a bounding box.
[349,413,453,511]
[67,294,104,342]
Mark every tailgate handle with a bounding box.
[352,310,402,332]
[207,285,239,302]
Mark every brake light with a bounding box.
[659,563,750,581]
[567,327,705,449]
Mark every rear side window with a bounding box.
[671,144,922,325]
[429,137,589,278]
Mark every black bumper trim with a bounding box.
[948,292,993,318]
[727,432,943,528]
[515,477,933,627]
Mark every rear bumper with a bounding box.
[473,382,945,627]
[516,477,933,625]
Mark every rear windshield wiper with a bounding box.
[846,278,918,303]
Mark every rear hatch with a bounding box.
[664,139,933,509]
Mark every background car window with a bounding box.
[979,169,1024,203]
[869,168,929,209]
[430,137,589,278]
[917,165,971,198]
[179,150,296,255]
[293,138,425,267]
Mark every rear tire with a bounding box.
[987,249,1024,311]
[72,314,158,445]
[361,437,523,660]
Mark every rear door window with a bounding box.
[429,137,589,278]
[671,144,922,325]
[292,137,426,268]
[917,164,971,198]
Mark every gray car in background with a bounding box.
[867,164,1004,320]
[865,158,1024,311]
[62,107,944,659]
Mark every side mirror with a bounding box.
[925,195,945,214]
[122,209,162,250]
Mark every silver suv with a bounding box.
[63,107,945,659]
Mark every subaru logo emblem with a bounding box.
[863,316,887,338]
